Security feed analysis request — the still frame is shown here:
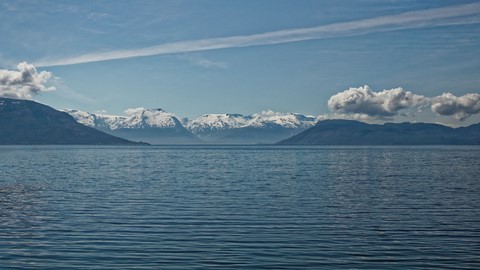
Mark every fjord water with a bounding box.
[1,146,479,269]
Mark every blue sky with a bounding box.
[1,0,480,125]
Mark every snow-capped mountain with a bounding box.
[65,108,181,129]
[65,108,199,144]
[248,111,317,129]
[120,108,182,129]
[66,108,319,144]
[186,113,251,134]
[187,111,316,132]
[186,111,317,143]
[64,109,124,130]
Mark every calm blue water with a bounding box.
[0,145,479,269]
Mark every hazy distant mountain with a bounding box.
[187,112,317,144]
[277,119,480,145]
[66,108,200,144]
[0,98,137,145]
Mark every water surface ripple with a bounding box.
[0,145,479,269]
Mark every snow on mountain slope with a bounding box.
[121,108,180,129]
[65,108,182,130]
[64,109,96,127]
[66,108,319,143]
[187,110,317,135]
[64,109,123,130]
[249,110,317,129]
[186,113,251,134]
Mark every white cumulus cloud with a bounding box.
[0,62,55,99]
[431,92,480,120]
[327,85,428,119]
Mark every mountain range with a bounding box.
[186,112,317,143]
[2,98,479,145]
[66,110,318,144]
[0,98,137,145]
[278,119,480,145]
[65,108,199,144]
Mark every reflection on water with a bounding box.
[0,145,479,269]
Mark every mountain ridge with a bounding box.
[277,119,480,145]
[67,110,319,144]
[66,108,199,144]
[186,112,317,143]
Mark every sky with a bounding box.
[1,0,480,126]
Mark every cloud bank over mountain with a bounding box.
[328,85,428,119]
[431,93,480,121]
[327,85,480,121]
[0,62,55,99]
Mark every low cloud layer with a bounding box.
[431,92,480,120]
[317,113,382,123]
[328,85,480,121]
[0,62,55,99]
[328,85,428,119]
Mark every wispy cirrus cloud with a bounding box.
[177,54,229,69]
[34,2,480,67]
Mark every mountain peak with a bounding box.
[67,108,183,130]
[186,111,318,143]
[66,108,199,144]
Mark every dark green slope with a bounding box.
[277,119,480,145]
[0,98,138,145]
